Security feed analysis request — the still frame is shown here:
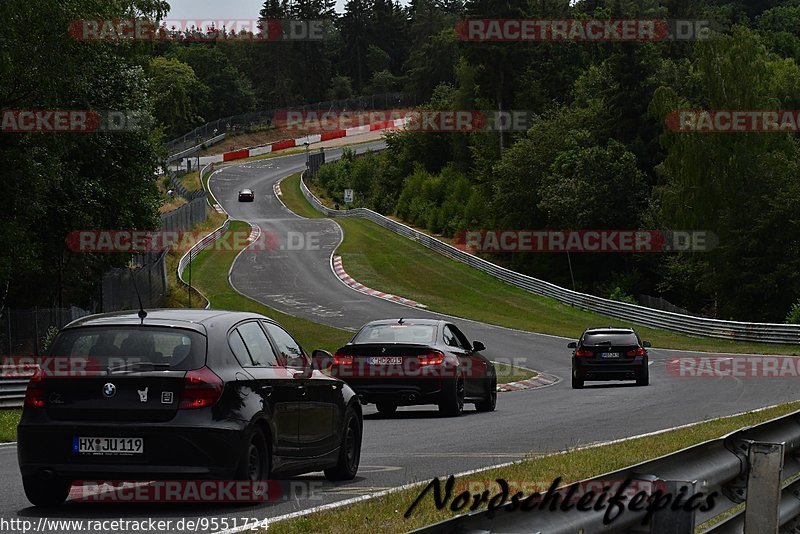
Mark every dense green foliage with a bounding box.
[0,0,168,310]
[4,0,800,324]
[309,0,800,322]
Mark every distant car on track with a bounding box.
[568,327,651,389]
[328,319,496,417]
[17,309,362,506]
[238,188,255,202]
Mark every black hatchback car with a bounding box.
[238,188,255,202]
[329,319,496,416]
[569,327,651,389]
[17,309,362,506]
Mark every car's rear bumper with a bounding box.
[17,413,247,481]
[574,359,647,381]
[344,378,448,405]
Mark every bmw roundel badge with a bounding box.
[102,383,116,398]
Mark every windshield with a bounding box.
[353,324,437,344]
[49,327,206,371]
[583,333,639,347]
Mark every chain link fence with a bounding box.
[0,307,92,357]
[101,249,169,313]
[102,183,210,312]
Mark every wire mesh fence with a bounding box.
[0,306,92,357]
[101,249,169,313]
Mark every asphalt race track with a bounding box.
[1,142,798,532]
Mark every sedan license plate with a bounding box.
[74,437,143,455]
[368,357,402,365]
[600,352,622,359]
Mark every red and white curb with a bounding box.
[498,373,559,392]
[198,118,408,166]
[333,255,426,308]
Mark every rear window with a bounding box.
[583,332,639,346]
[49,327,206,371]
[353,324,436,344]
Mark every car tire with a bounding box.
[236,427,270,483]
[376,402,397,416]
[22,476,71,507]
[325,407,362,481]
[475,376,497,412]
[438,377,465,416]
[636,365,650,387]
[572,370,584,389]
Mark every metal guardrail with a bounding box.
[410,408,800,533]
[165,133,226,165]
[299,172,800,345]
[0,378,28,408]
[176,163,231,310]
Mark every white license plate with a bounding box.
[74,437,143,455]
[601,352,621,359]
[368,357,402,365]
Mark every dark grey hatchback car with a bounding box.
[569,327,652,389]
[17,309,362,506]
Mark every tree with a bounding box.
[0,0,166,309]
[148,57,209,137]
[171,46,256,120]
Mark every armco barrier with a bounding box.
[410,408,800,533]
[0,378,28,408]
[176,163,231,310]
[299,173,800,344]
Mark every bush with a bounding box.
[609,287,638,305]
[786,300,800,324]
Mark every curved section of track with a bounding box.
[0,143,795,531]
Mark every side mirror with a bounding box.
[472,341,486,352]
[567,342,577,349]
[642,341,652,348]
[312,349,333,371]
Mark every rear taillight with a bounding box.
[575,348,594,357]
[626,347,646,357]
[24,368,45,408]
[333,351,353,365]
[418,351,445,365]
[179,367,223,409]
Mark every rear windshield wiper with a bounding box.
[107,362,171,374]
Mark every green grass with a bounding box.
[494,362,537,384]
[179,170,202,191]
[279,174,325,219]
[279,171,799,355]
[0,409,21,442]
[269,402,800,534]
[188,220,351,353]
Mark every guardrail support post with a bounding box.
[744,441,784,534]
[649,479,696,534]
